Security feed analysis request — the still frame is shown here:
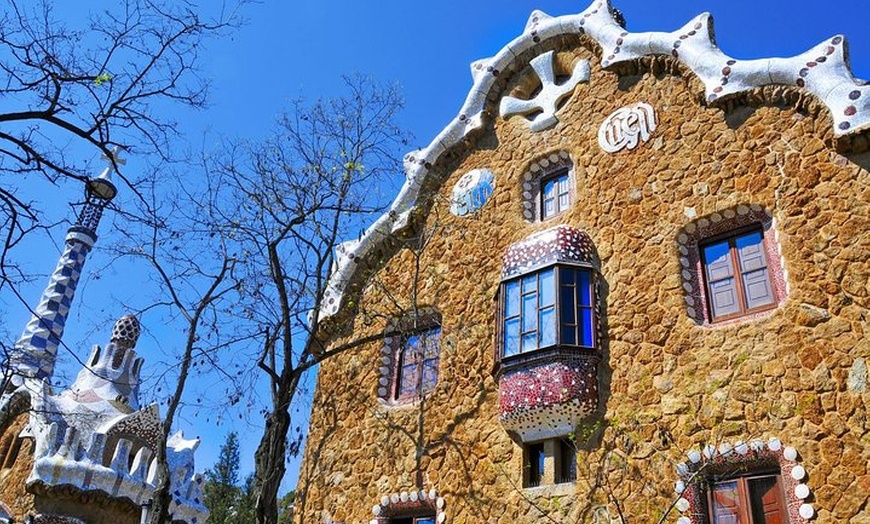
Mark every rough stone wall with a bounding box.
[0,412,37,520]
[298,40,869,524]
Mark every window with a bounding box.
[708,473,789,524]
[556,438,577,484]
[392,517,435,524]
[523,439,576,488]
[701,227,775,322]
[519,152,574,222]
[524,442,545,488]
[541,169,570,219]
[392,326,441,402]
[502,265,594,358]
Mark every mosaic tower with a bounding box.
[5,150,121,387]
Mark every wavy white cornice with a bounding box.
[317,0,870,322]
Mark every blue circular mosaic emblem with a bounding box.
[449,168,495,217]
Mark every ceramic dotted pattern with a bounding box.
[499,357,599,442]
[676,204,788,324]
[111,314,141,349]
[33,515,87,524]
[502,225,596,278]
[674,438,814,523]
[318,0,870,324]
[370,488,446,524]
[521,151,573,221]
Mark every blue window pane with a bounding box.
[560,286,575,324]
[505,280,520,317]
[578,271,592,306]
[539,307,555,346]
[539,268,554,307]
[522,332,537,352]
[562,267,575,285]
[416,519,436,524]
[522,294,537,332]
[522,273,537,294]
[543,178,555,200]
[561,325,576,346]
[580,308,594,347]
[504,318,520,356]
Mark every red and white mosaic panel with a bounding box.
[673,437,814,523]
[676,204,788,324]
[499,356,599,442]
[503,225,596,278]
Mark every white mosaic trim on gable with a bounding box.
[317,0,870,323]
[674,437,814,523]
[598,102,657,153]
[499,51,590,132]
[369,488,446,524]
[521,151,573,221]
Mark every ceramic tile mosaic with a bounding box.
[370,487,445,524]
[318,0,870,323]
[673,437,813,523]
[502,225,597,278]
[449,168,495,217]
[520,151,573,221]
[676,204,788,324]
[499,51,590,132]
[499,357,599,442]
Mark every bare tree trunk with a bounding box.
[254,408,290,524]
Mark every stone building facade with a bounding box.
[0,156,208,524]
[298,1,869,523]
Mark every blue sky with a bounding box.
[4,0,869,492]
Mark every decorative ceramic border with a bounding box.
[520,152,573,222]
[673,437,814,523]
[370,488,447,524]
[676,204,788,324]
[318,0,870,322]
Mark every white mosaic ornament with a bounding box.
[784,446,798,461]
[676,498,690,512]
[499,51,590,132]
[791,465,806,480]
[598,102,657,153]
[795,484,810,499]
[799,503,815,519]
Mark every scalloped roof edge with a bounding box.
[316,0,869,324]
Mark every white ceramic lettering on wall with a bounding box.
[598,102,657,153]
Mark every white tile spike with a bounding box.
[317,0,870,323]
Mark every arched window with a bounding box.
[520,152,575,222]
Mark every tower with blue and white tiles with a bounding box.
[5,149,121,388]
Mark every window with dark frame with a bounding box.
[708,472,789,524]
[701,227,776,322]
[524,442,545,488]
[391,516,436,524]
[502,265,594,358]
[540,169,571,220]
[556,438,577,484]
[394,326,441,402]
